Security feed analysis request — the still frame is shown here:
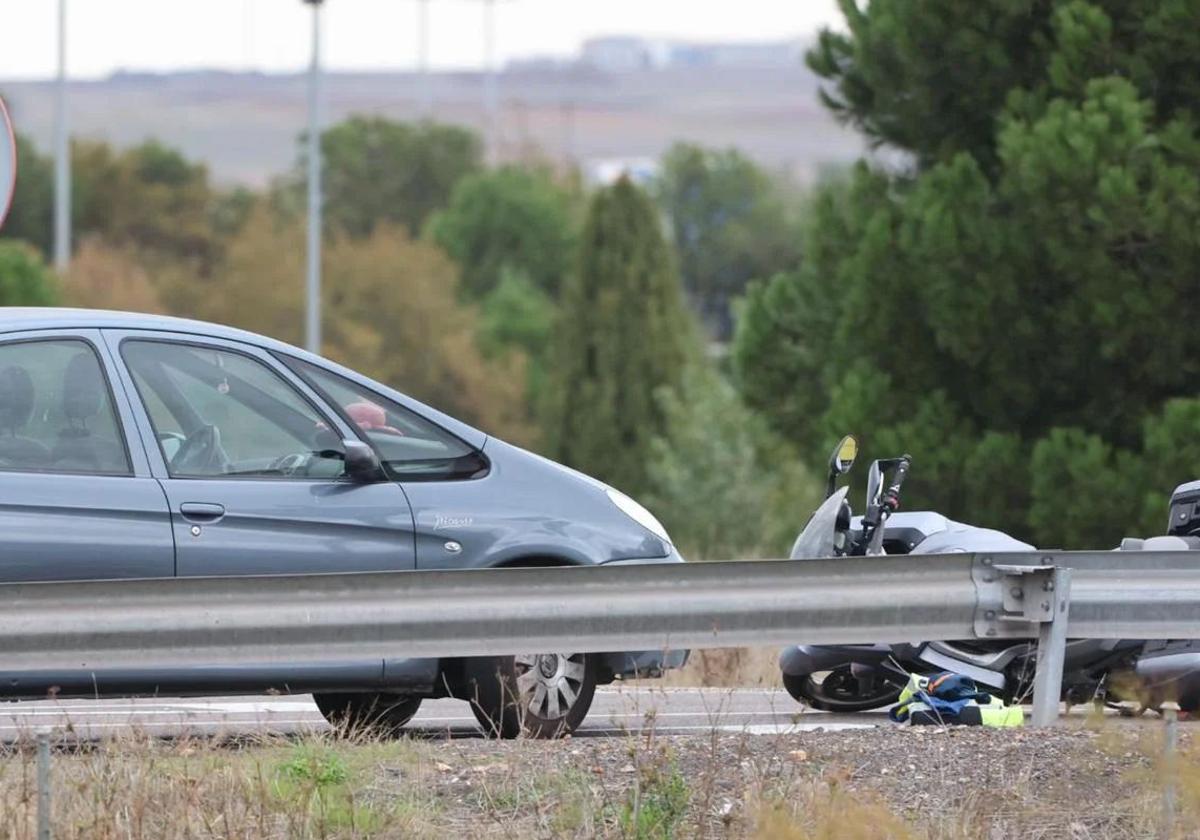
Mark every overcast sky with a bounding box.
[0,1,844,80]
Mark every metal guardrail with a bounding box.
[0,550,1197,726]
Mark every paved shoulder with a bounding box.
[0,687,885,742]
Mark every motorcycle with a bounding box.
[779,436,1200,714]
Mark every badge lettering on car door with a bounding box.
[434,515,473,530]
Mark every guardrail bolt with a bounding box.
[984,610,996,620]
[1010,586,1023,598]
[1043,580,1054,591]
[981,557,993,566]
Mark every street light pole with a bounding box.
[417,0,431,118]
[53,0,70,271]
[303,0,324,354]
[482,0,497,158]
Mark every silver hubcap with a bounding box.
[514,653,586,720]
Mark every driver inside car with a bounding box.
[345,401,404,437]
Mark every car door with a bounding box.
[0,330,174,582]
[279,356,502,570]
[103,330,416,577]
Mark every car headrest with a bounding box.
[0,365,34,432]
[62,353,103,423]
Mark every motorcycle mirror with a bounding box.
[825,435,858,499]
[830,435,858,476]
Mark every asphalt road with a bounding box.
[0,687,885,743]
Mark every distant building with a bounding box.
[581,37,660,72]
[581,36,803,73]
[673,40,804,68]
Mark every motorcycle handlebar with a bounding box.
[882,455,912,512]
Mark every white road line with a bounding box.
[163,702,319,713]
[578,723,877,736]
[604,687,787,695]
[0,708,801,722]
[597,710,799,718]
[728,722,876,734]
[0,719,326,733]
[0,709,321,719]
[0,721,871,737]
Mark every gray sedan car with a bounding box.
[0,308,685,737]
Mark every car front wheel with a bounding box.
[465,652,597,738]
[313,692,423,736]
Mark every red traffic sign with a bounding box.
[0,98,15,231]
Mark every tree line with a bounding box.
[0,114,808,559]
[5,0,1199,554]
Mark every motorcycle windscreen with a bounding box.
[790,486,848,559]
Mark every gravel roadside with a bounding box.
[385,722,1186,838]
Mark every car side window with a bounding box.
[0,339,130,475]
[284,358,487,482]
[121,340,347,480]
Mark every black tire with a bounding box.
[782,667,902,713]
[464,652,597,738]
[313,692,422,737]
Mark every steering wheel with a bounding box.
[156,430,186,459]
[267,451,312,476]
[170,424,232,475]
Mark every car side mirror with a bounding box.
[342,439,383,482]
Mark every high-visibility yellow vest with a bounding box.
[892,673,1024,728]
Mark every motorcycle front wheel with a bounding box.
[783,666,902,713]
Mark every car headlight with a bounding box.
[606,488,672,544]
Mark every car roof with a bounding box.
[0,307,286,347]
[0,307,489,449]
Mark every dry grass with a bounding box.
[0,731,444,840]
[0,711,1197,839]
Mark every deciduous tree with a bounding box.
[427,165,579,299]
[0,241,57,306]
[654,143,802,340]
[297,117,482,238]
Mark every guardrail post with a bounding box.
[36,728,51,840]
[1029,567,1071,727]
[1161,701,1180,840]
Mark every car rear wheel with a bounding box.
[465,652,597,738]
[313,692,423,737]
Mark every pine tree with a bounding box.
[735,0,1200,546]
[545,177,694,496]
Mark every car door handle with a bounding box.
[179,502,226,523]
